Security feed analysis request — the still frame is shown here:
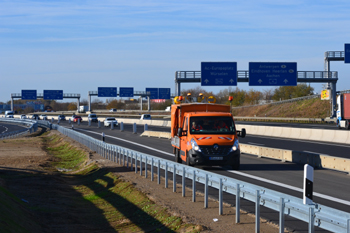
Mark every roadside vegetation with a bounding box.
[0,132,201,233]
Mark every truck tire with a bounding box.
[186,154,193,167]
[175,148,181,163]
[231,156,240,170]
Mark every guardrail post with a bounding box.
[256,190,260,233]
[279,198,285,233]
[120,122,124,132]
[347,219,350,233]
[78,119,80,125]
[151,158,154,181]
[140,154,143,176]
[204,174,208,208]
[182,167,185,197]
[173,164,176,192]
[219,178,223,215]
[165,162,168,188]
[157,159,160,184]
[111,122,114,130]
[135,153,138,173]
[69,118,71,124]
[88,119,91,126]
[98,120,101,128]
[123,149,125,166]
[236,184,241,223]
[192,170,196,202]
[145,156,148,178]
[309,207,315,233]
[144,124,148,131]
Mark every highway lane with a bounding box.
[0,122,27,134]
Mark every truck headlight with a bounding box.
[230,139,240,152]
[191,138,201,152]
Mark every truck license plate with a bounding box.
[209,157,223,160]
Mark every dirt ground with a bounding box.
[0,130,283,232]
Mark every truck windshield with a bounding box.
[190,116,235,134]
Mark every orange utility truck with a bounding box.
[171,103,246,170]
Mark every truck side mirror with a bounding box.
[178,128,187,137]
[238,128,246,138]
[178,128,183,136]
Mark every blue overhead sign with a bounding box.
[98,87,117,97]
[21,90,37,100]
[345,44,350,63]
[119,87,134,97]
[145,88,159,99]
[159,88,171,99]
[201,62,237,86]
[249,62,297,86]
[43,90,63,100]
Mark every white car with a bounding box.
[40,114,48,120]
[20,114,27,119]
[104,117,118,127]
[109,108,117,112]
[140,114,151,120]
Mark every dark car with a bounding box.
[58,115,66,121]
[31,114,40,120]
[72,115,82,123]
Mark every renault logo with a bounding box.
[213,144,219,151]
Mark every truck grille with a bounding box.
[200,146,231,156]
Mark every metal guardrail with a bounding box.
[0,118,38,139]
[45,123,350,232]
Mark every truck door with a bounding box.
[180,117,188,161]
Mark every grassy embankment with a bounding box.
[0,133,200,233]
[232,97,331,119]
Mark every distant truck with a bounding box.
[78,105,89,113]
[5,111,14,118]
[170,102,245,170]
[336,93,350,129]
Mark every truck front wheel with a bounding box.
[231,156,240,170]
[175,148,181,163]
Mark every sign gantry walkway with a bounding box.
[175,70,338,116]
[10,93,80,111]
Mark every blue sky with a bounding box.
[1,0,350,103]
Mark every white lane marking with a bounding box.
[72,127,350,206]
[247,142,264,146]
[248,134,350,148]
[227,170,350,206]
[0,125,8,133]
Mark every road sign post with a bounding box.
[249,62,297,86]
[201,62,237,86]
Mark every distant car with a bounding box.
[31,114,40,120]
[20,114,27,119]
[40,114,48,120]
[72,115,82,123]
[58,115,66,121]
[140,114,151,120]
[88,114,98,122]
[104,117,118,127]
[165,106,171,112]
[109,108,117,112]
